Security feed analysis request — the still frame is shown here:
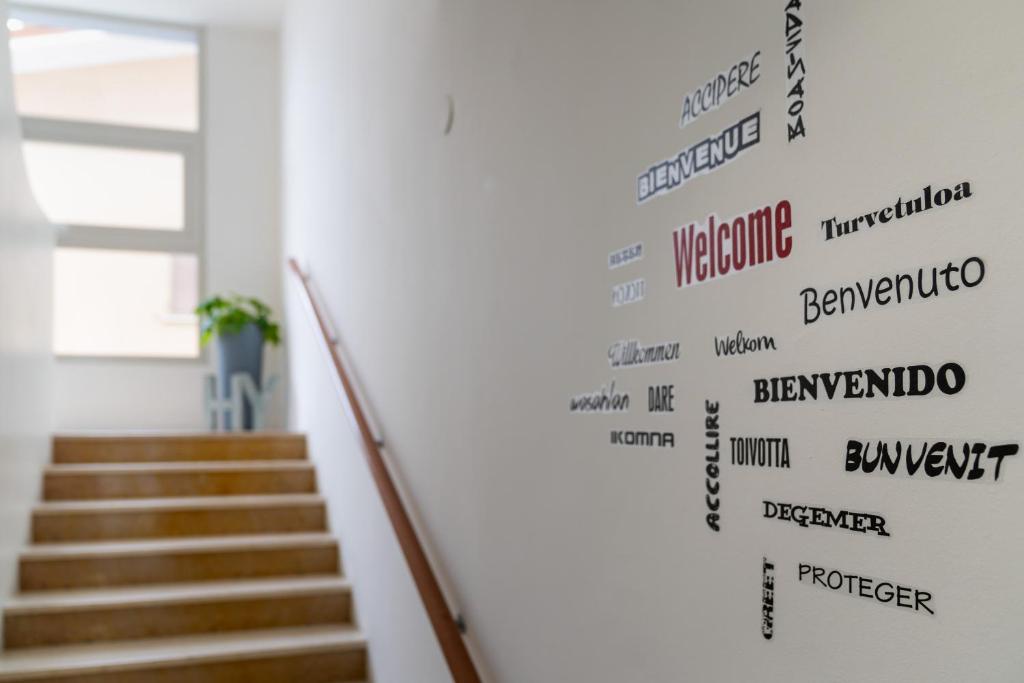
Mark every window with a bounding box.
[9,7,203,358]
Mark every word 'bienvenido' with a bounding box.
[608,339,680,369]
[763,501,889,537]
[610,430,674,448]
[845,439,1018,482]
[731,437,790,468]
[714,330,776,357]
[821,181,972,241]
[673,199,793,289]
[801,256,984,325]
[679,50,761,129]
[705,400,721,532]
[799,564,933,615]
[762,558,775,640]
[753,362,965,403]
[637,112,761,204]
[569,380,629,413]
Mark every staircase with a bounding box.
[0,433,368,682]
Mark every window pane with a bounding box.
[9,14,198,131]
[23,141,185,230]
[54,248,199,358]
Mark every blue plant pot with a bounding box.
[216,322,264,430]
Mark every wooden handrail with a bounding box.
[289,258,482,683]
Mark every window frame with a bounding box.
[10,4,207,361]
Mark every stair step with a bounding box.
[32,495,327,542]
[43,461,317,500]
[20,534,340,591]
[4,576,352,648]
[0,625,366,682]
[53,433,307,464]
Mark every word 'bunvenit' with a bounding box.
[714,330,776,357]
[731,437,790,468]
[637,112,760,204]
[569,380,629,413]
[762,558,775,640]
[821,182,971,241]
[608,339,680,369]
[799,564,933,615]
[673,200,793,289]
[679,50,760,129]
[801,256,984,325]
[754,363,965,403]
[763,501,889,537]
[845,439,1018,482]
[705,400,721,532]
[610,430,674,448]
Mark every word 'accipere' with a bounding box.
[845,439,1017,482]
[679,50,761,128]
[673,200,792,289]
[754,363,965,403]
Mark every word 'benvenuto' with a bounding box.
[753,363,965,403]
[673,200,792,288]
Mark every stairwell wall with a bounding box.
[0,0,55,623]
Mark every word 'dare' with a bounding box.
[673,200,792,289]
[845,439,1018,482]
[754,363,965,403]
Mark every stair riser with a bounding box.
[20,545,340,590]
[43,469,316,501]
[0,647,366,682]
[4,590,351,648]
[32,504,327,542]
[53,436,307,464]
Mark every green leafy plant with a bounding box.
[195,294,281,347]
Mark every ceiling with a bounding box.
[12,0,287,29]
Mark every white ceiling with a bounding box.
[13,0,287,29]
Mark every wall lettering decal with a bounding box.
[801,256,985,325]
[705,400,721,532]
[762,558,775,640]
[609,241,644,269]
[611,430,675,447]
[637,112,761,204]
[753,362,967,403]
[845,439,1018,482]
[784,0,806,141]
[569,380,630,413]
[731,437,790,468]
[714,330,776,357]
[672,199,793,289]
[798,563,934,615]
[612,278,646,307]
[821,182,972,241]
[763,501,890,537]
[679,50,761,129]
[647,385,675,413]
[608,339,681,369]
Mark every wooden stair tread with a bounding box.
[53,433,307,464]
[0,625,365,679]
[46,460,314,474]
[6,575,350,613]
[34,494,325,514]
[22,533,337,560]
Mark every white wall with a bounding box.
[54,25,284,432]
[281,1,1024,681]
[0,0,54,620]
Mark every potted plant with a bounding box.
[196,294,281,430]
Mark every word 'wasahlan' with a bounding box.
[754,363,965,403]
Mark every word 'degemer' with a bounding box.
[673,200,793,289]
[763,501,889,537]
[754,363,965,403]
[845,439,1018,482]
